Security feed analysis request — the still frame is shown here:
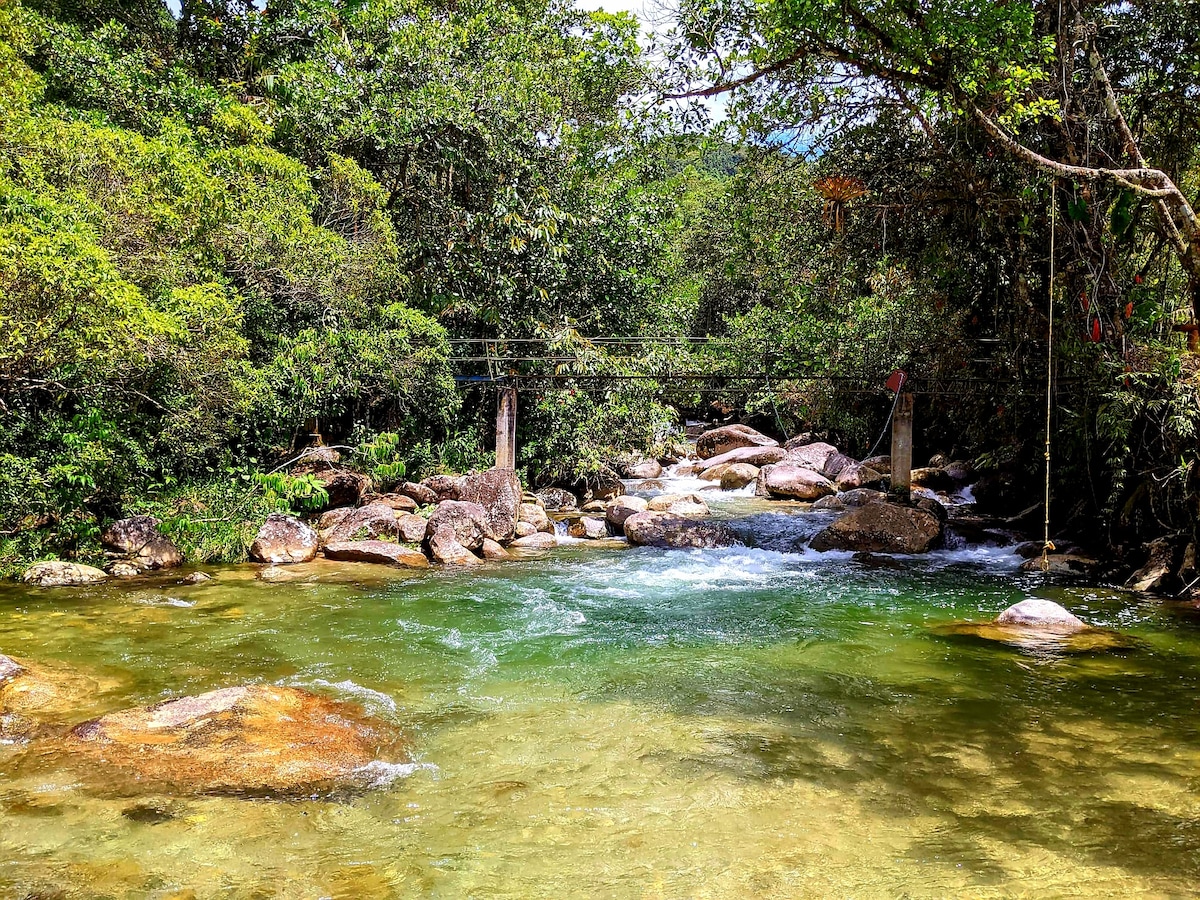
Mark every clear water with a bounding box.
[3,491,1200,898]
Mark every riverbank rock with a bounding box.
[481,538,511,560]
[625,459,663,479]
[785,441,839,474]
[425,501,493,551]
[367,492,419,513]
[1018,553,1102,576]
[397,481,438,507]
[606,496,648,528]
[568,517,609,539]
[809,502,943,554]
[862,455,891,475]
[312,470,371,509]
[834,464,884,490]
[323,541,429,569]
[21,562,108,587]
[698,445,787,472]
[422,474,465,502]
[65,685,406,795]
[397,513,428,543]
[696,424,779,460]
[995,598,1086,631]
[109,562,142,577]
[755,463,837,501]
[646,493,710,517]
[1125,538,1176,594]
[911,467,955,492]
[519,503,555,535]
[820,452,858,479]
[324,502,399,544]
[509,532,558,549]
[101,516,183,570]
[427,523,482,566]
[249,514,319,564]
[536,488,577,511]
[459,467,522,543]
[623,512,738,549]
[720,463,759,490]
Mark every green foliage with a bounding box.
[252,472,330,512]
[354,432,407,487]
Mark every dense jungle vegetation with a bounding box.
[1,0,1198,573]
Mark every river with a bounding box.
[2,481,1199,897]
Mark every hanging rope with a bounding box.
[1041,182,1057,572]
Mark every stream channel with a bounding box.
[2,475,1200,898]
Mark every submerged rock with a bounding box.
[249,514,319,564]
[1,653,118,739]
[696,424,779,460]
[646,493,710,517]
[755,463,837,501]
[935,600,1129,654]
[21,562,108,587]
[65,685,407,795]
[424,501,493,551]
[809,502,943,554]
[995,598,1086,631]
[427,523,482,566]
[101,516,184,570]
[322,541,429,569]
[458,467,522,543]
[623,512,738,549]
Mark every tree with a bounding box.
[664,0,1200,317]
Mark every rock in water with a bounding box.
[626,459,664,479]
[606,496,649,528]
[458,468,523,543]
[324,501,399,544]
[100,516,184,569]
[509,532,558,549]
[567,517,609,539]
[322,541,429,568]
[65,685,407,795]
[698,445,787,472]
[834,464,884,491]
[519,502,555,534]
[784,441,839,473]
[249,514,319,564]
[480,538,511,559]
[755,463,837,501]
[696,424,779,460]
[427,523,482,566]
[994,599,1086,631]
[623,512,738,549]
[21,562,108,587]
[424,501,494,551]
[646,493,710,517]
[719,464,759,490]
[809,502,943,554]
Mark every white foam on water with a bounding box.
[132,594,195,608]
[354,759,437,788]
[307,678,399,715]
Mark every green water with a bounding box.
[3,499,1200,898]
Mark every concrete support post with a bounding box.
[889,392,914,504]
[495,385,517,469]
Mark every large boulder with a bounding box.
[424,500,493,551]
[100,516,183,570]
[567,517,609,540]
[21,562,108,587]
[397,513,428,544]
[720,463,760,490]
[994,599,1086,632]
[834,464,884,491]
[623,512,738,549]
[785,441,840,473]
[324,501,399,544]
[625,459,663,479]
[1125,538,1176,594]
[65,685,406,795]
[755,463,837,501]
[535,488,578,511]
[250,514,319,564]
[862,455,892,475]
[696,424,779,460]
[698,445,788,472]
[323,541,429,569]
[480,539,511,560]
[606,496,649,528]
[510,532,558,549]
[519,502,555,535]
[397,481,439,507]
[368,493,419,513]
[820,452,859,480]
[809,502,943,554]
[646,493,710,518]
[312,470,371,509]
[427,523,482,566]
[458,468,522,544]
[422,474,465,502]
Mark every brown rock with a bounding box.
[568,517,609,539]
[696,424,779,460]
[316,507,354,538]
[313,470,371,509]
[809,502,943,554]
[515,522,537,538]
[862,455,892,475]
[21,562,108,587]
[835,464,884,490]
[510,532,558,549]
[424,500,494,551]
[699,463,732,482]
[290,446,342,473]
[397,513,428,544]
[422,474,465,502]
[481,538,511,560]
[719,463,759,490]
[756,463,837,501]
[536,488,578,511]
[623,512,738,549]
[839,488,887,507]
[519,502,554,534]
[458,467,522,543]
[397,481,438,507]
[646,493,710,517]
[427,523,482,566]
[322,541,429,568]
[65,685,406,795]
[698,445,787,472]
[1125,538,1177,593]
[626,459,664,479]
[109,562,142,577]
[325,502,399,544]
[785,441,839,473]
[911,467,955,492]
[100,516,183,570]
[820,452,859,479]
[369,493,419,513]
[606,496,649,528]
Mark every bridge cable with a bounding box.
[1042,181,1057,573]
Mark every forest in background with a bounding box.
[2,0,1198,574]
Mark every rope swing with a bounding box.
[1041,181,1057,573]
